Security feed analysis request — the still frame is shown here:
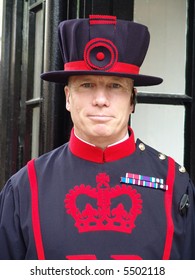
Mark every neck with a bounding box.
[74,130,129,150]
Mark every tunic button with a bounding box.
[139,143,145,151]
[159,153,166,160]
[179,166,186,173]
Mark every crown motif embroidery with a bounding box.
[64,173,142,234]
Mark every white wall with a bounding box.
[134,0,187,94]
[132,0,187,165]
[131,104,185,165]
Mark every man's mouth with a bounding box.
[88,115,114,122]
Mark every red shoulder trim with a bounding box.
[27,159,45,260]
[162,156,175,259]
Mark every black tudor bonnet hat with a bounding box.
[41,15,163,86]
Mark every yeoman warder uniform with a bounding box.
[0,15,195,260]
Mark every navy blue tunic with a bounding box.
[0,128,195,259]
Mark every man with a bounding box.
[0,15,195,260]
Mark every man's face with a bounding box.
[65,75,134,148]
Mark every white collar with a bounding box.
[74,131,129,147]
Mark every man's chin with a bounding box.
[91,124,113,137]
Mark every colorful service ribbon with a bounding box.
[120,173,168,191]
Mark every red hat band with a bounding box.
[64,61,140,74]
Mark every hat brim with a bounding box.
[40,70,163,87]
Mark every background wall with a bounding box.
[132,0,187,165]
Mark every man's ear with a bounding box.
[131,87,137,113]
[64,86,71,111]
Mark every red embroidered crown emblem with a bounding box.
[64,173,142,234]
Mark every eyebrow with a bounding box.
[68,76,134,86]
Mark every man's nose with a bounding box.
[92,87,110,107]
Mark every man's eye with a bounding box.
[110,83,121,88]
[81,83,93,88]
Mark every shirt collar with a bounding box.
[69,127,136,163]
[74,131,129,147]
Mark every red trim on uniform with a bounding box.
[64,61,140,74]
[66,255,97,260]
[89,15,116,25]
[69,127,136,163]
[162,156,175,260]
[27,159,45,260]
[111,255,142,260]
[66,254,142,260]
